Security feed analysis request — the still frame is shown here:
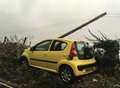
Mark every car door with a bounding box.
[29,40,52,69]
[46,40,68,71]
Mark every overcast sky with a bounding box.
[0,0,120,44]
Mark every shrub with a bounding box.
[86,30,119,74]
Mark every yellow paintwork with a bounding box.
[21,38,96,77]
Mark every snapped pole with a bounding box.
[58,12,107,38]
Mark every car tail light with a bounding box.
[69,43,77,57]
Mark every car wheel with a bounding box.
[21,58,30,70]
[59,66,74,83]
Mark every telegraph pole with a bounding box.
[58,12,107,38]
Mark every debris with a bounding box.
[113,84,120,88]
[92,78,98,82]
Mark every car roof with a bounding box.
[50,38,83,42]
[56,38,74,42]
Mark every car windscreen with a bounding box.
[76,42,94,59]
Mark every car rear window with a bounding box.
[76,42,86,51]
[76,42,94,59]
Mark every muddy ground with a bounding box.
[0,57,120,88]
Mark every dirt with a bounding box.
[0,57,120,88]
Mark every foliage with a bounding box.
[0,36,30,59]
[87,30,119,74]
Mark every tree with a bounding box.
[86,30,119,74]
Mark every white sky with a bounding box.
[0,0,120,44]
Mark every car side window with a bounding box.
[51,41,67,51]
[34,40,52,51]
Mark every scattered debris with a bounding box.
[92,78,98,82]
[113,84,120,88]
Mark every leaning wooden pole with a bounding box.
[58,12,107,38]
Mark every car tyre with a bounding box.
[59,66,74,83]
[21,57,30,70]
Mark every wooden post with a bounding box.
[58,12,107,38]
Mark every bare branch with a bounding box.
[88,30,103,41]
[85,36,97,42]
[98,31,109,40]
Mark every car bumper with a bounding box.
[74,64,96,76]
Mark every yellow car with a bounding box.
[20,38,96,82]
